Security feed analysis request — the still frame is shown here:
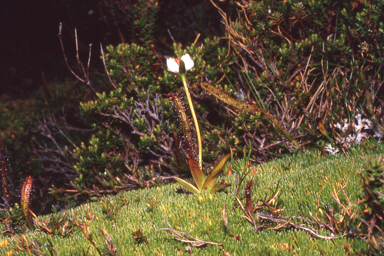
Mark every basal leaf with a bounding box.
[173,177,200,194]
[202,153,231,192]
[209,183,231,194]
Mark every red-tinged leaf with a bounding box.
[202,153,231,192]
[344,242,353,254]
[21,176,34,230]
[245,180,253,214]
[188,158,206,191]
[173,177,200,194]
[227,165,232,176]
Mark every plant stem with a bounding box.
[180,74,202,170]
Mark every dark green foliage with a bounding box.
[358,158,384,251]
[69,0,237,199]
[34,212,77,237]
[101,0,224,48]
[359,158,384,211]
[0,142,35,235]
[207,0,384,161]
[101,195,128,223]
[101,0,159,45]
[0,74,109,215]
[0,100,38,198]
[0,203,28,234]
[54,0,384,206]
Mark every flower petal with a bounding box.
[181,54,194,71]
[167,58,180,73]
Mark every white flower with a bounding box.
[166,54,194,73]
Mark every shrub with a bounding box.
[52,0,384,203]
[208,0,384,159]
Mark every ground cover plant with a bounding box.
[1,141,384,255]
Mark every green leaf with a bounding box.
[210,183,231,194]
[173,177,200,194]
[202,153,231,192]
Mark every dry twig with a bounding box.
[156,222,223,247]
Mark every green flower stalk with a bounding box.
[167,54,202,170]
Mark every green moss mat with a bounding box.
[1,142,383,255]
